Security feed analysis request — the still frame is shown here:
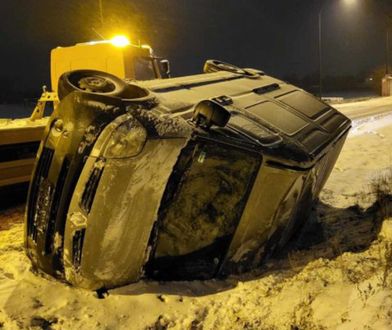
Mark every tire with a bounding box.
[58,70,127,100]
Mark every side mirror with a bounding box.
[159,59,171,78]
[192,100,231,129]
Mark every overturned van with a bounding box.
[25,61,351,290]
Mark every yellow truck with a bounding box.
[0,36,169,187]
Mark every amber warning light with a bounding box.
[110,35,131,47]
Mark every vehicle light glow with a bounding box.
[110,35,130,47]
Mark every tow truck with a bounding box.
[0,36,170,188]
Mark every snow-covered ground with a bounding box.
[334,96,392,120]
[1,111,392,329]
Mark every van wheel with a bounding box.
[58,70,126,100]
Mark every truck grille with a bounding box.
[80,159,105,214]
[72,228,86,269]
[27,147,55,242]
[44,158,70,254]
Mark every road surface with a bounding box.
[334,96,392,120]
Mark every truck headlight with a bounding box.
[103,119,147,158]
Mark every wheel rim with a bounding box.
[76,76,117,93]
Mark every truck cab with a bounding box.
[51,37,170,92]
[0,37,170,188]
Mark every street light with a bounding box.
[386,30,390,75]
[318,0,392,97]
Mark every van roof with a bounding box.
[138,71,351,168]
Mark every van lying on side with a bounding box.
[25,60,351,290]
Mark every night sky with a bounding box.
[1,0,392,95]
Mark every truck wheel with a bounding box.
[58,70,127,100]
